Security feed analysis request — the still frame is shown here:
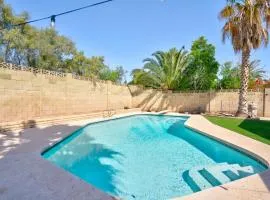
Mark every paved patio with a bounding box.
[0,113,269,200]
[0,117,119,200]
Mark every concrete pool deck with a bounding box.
[0,112,269,200]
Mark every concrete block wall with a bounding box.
[129,86,211,113]
[265,88,270,117]
[0,67,132,123]
[209,91,264,116]
[0,62,269,125]
[130,86,267,117]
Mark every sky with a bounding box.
[5,0,270,80]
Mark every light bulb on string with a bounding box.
[50,15,56,28]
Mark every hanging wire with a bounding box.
[1,0,114,30]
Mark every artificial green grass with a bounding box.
[205,116,270,145]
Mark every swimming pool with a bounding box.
[42,114,267,200]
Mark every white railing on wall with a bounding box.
[0,62,66,77]
[0,62,124,86]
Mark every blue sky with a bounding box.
[5,0,270,80]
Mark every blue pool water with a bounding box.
[42,115,267,200]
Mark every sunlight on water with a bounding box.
[42,115,267,200]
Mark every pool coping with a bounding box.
[1,112,269,200]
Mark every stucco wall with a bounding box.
[129,86,267,117]
[0,67,132,123]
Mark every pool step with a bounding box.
[188,166,213,191]
[187,163,255,191]
[205,164,232,184]
[228,164,255,175]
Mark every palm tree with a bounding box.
[139,48,190,90]
[130,68,157,87]
[248,59,266,79]
[219,0,270,117]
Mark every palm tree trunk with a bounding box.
[236,49,250,117]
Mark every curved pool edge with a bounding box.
[171,115,270,200]
[40,112,189,156]
[39,112,270,200]
[184,115,270,167]
[40,112,143,155]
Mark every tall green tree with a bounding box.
[219,60,266,89]
[35,28,75,71]
[66,52,107,78]
[0,1,75,69]
[136,48,191,90]
[0,1,30,64]
[88,56,107,77]
[248,59,266,80]
[65,51,88,74]
[0,0,125,83]
[129,68,156,87]
[219,61,241,89]
[220,0,270,116]
[99,66,126,84]
[181,36,219,90]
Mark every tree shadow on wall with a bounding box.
[128,86,159,109]
[128,86,171,112]
[129,85,218,113]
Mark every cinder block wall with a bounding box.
[208,91,264,116]
[0,67,132,123]
[130,86,267,117]
[1,63,269,124]
[265,88,270,117]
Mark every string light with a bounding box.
[50,15,56,28]
[1,0,114,30]
[1,0,167,30]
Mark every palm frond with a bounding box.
[220,0,270,52]
[219,5,235,19]
[141,48,191,90]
